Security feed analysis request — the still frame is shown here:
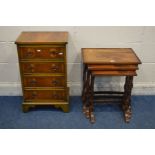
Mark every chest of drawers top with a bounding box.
[15,31,68,45]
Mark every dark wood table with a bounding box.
[82,48,141,123]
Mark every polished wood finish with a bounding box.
[23,76,65,87]
[18,46,65,60]
[24,89,66,101]
[15,32,68,44]
[16,32,69,112]
[82,48,141,123]
[82,48,141,64]
[21,62,65,74]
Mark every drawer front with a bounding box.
[19,47,65,59]
[23,76,65,87]
[24,90,66,101]
[21,62,65,74]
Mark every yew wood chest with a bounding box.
[15,32,69,112]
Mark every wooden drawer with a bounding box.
[24,90,66,101]
[21,62,65,74]
[23,76,65,87]
[18,47,65,59]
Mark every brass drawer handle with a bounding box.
[26,51,34,57]
[32,91,37,98]
[58,52,63,56]
[30,78,37,85]
[51,67,58,71]
[52,80,58,86]
[36,49,42,53]
[28,64,35,72]
[50,64,59,71]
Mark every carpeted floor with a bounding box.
[0,96,155,129]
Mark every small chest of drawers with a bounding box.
[15,32,69,112]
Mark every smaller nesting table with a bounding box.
[82,48,141,123]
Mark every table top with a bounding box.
[82,48,141,65]
[15,32,68,44]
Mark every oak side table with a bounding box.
[82,48,141,123]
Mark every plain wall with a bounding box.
[0,26,155,95]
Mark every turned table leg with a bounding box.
[82,64,88,114]
[84,70,91,119]
[89,74,95,123]
[122,76,133,123]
